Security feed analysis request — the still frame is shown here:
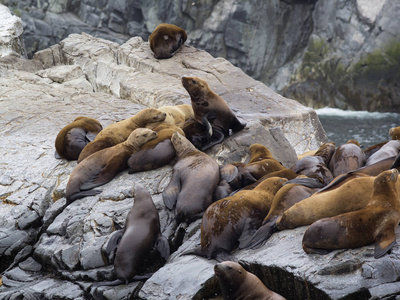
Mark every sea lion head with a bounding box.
[137,108,167,125]
[389,127,400,140]
[214,261,245,290]
[181,76,210,102]
[127,128,158,148]
[171,131,196,156]
[249,143,274,162]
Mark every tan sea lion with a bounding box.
[162,132,220,224]
[389,126,400,140]
[128,123,184,173]
[181,76,246,150]
[149,23,187,59]
[276,170,400,231]
[365,140,400,166]
[55,116,102,160]
[77,108,166,162]
[65,128,157,204]
[244,181,319,249]
[291,142,336,186]
[302,169,400,258]
[328,139,366,177]
[214,261,287,300]
[194,177,287,260]
[158,104,194,127]
[239,169,299,192]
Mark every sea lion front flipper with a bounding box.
[219,164,239,183]
[284,177,325,189]
[162,176,181,210]
[201,129,225,151]
[105,229,124,258]
[202,110,217,139]
[86,131,98,142]
[238,218,262,249]
[244,221,278,250]
[373,218,398,258]
[67,189,102,203]
[54,150,61,159]
[154,234,171,261]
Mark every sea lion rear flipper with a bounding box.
[54,150,61,159]
[219,164,239,183]
[154,234,171,261]
[67,189,102,203]
[373,219,397,258]
[285,177,325,189]
[162,177,181,210]
[238,218,262,249]
[201,130,225,151]
[244,221,278,249]
[105,229,124,258]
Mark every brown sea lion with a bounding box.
[157,104,194,127]
[291,142,336,186]
[244,181,319,249]
[196,177,287,260]
[213,162,246,201]
[276,170,400,231]
[214,261,287,300]
[162,132,220,224]
[77,108,166,162]
[65,128,157,204]
[389,126,400,140]
[112,184,169,283]
[181,76,246,150]
[55,116,102,160]
[365,140,400,166]
[239,169,299,192]
[302,169,400,258]
[149,23,187,59]
[328,139,366,177]
[128,123,184,173]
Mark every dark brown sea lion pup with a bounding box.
[94,184,170,287]
[328,139,366,177]
[66,128,157,204]
[214,261,287,300]
[77,108,166,163]
[162,132,220,224]
[149,23,187,59]
[55,116,102,160]
[187,177,286,260]
[290,142,336,187]
[275,170,400,231]
[244,180,319,249]
[128,123,185,173]
[303,169,400,258]
[182,76,246,150]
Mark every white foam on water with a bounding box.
[316,107,400,119]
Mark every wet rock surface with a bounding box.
[0,32,398,300]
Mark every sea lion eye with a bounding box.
[192,80,197,84]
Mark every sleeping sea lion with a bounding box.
[77,108,166,162]
[365,140,400,166]
[65,128,157,204]
[214,261,287,300]
[157,104,194,127]
[328,139,366,177]
[162,132,220,224]
[302,169,400,258]
[149,23,187,59]
[182,76,246,150]
[55,116,102,160]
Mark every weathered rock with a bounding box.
[0,4,25,57]
[0,31,395,300]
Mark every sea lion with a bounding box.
[291,142,335,186]
[328,139,366,177]
[244,181,319,249]
[77,108,166,163]
[196,177,287,260]
[162,132,220,224]
[365,140,400,166]
[239,169,299,192]
[214,261,287,300]
[214,162,246,200]
[182,111,216,149]
[158,104,194,127]
[128,123,184,173]
[182,76,246,150]
[65,128,157,204]
[302,169,400,258]
[55,116,102,160]
[275,170,400,231]
[149,23,187,59]
[112,184,169,283]
[389,126,400,140]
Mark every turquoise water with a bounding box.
[316,107,400,148]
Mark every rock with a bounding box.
[0,5,25,57]
[0,30,393,300]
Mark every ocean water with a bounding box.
[316,107,400,148]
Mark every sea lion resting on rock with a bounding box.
[303,169,400,259]
[77,108,166,163]
[162,132,220,224]
[328,139,366,177]
[365,140,400,166]
[214,261,287,300]
[181,76,246,151]
[128,123,184,173]
[187,177,286,260]
[65,128,157,204]
[149,23,187,59]
[157,104,194,127]
[55,116,102,160]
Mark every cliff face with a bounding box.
[2,0,399,112]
